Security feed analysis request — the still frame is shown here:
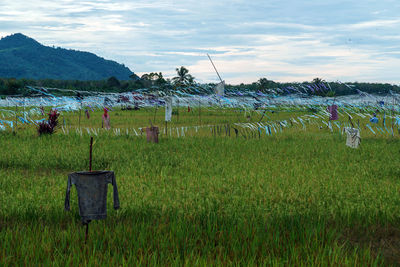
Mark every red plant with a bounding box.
[38,109,60,135]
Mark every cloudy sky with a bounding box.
[1,0,400,84]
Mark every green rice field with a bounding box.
[1,107,400,266]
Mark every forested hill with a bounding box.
[0,33,135,80]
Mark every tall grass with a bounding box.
[1,107,399,265]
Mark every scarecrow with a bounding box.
[102,107,110,129]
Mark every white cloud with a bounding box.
[1,0,400,84]
[347,18,400,29]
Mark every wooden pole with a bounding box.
[348,115,354,128]
[84,222,89,244]
[207,54,223,83]
[89,137,93,172]
[258,109,267,123]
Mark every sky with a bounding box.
[1,0,400,85]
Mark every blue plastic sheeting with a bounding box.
[370,117,379,123]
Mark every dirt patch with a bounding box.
[340,224,400,266]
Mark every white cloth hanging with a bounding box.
[344,127,361,148]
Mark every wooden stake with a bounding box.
[348,115,354,128]
[84,222,89,244]
[89,137,93,172]
[258,109,267,123]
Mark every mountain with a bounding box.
[0,33,136,80]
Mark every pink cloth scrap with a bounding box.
[327,105,338,120]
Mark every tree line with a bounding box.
[1,66,399,97]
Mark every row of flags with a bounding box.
[0,103,398,132]
[42,110,397,139]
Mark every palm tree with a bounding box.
[257,78,275,91]
[312,77,325,85]
[172,66,195,87]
